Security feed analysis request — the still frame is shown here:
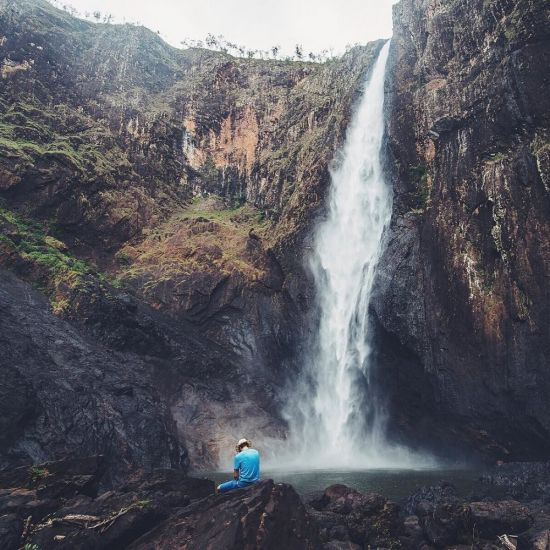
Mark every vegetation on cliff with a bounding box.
[0,202,125,313]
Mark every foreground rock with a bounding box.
[481,462,550,501]
[3,463,550,549]
[305,481,547,550]
[1,457,321,549]
[402,482,541,549]
[129,480,321,549]
[306,484,400,549]
[0,457,213,549]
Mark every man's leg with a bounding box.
[217,479,240,493]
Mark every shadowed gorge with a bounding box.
[0,0,388,471]
[1,0,550,547]
[375,0,550,461]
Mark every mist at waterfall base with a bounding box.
[270,41,434,471]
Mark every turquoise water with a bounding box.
[199,468,491,501]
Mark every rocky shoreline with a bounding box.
[2,458,549,549]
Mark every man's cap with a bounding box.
[237,438,249,447]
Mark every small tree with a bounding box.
[205,33,217,49]
[295,44,303,60]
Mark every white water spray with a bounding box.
[275,41,429,469]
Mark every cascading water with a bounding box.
[278,40,426,469]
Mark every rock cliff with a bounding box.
[374,0,550,460]
[0,0,382,468]
[0,270,180,484]
[0,0,549,474]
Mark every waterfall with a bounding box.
[277,40,425,469]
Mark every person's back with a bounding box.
[217,438,260,493]
[234,447,260,484]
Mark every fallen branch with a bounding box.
[88,501,148,533]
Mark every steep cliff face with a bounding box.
[0,0,382,468]
[0,269,181,485]
[1,0,549,472]
[374,0,550,460]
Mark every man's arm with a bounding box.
[233,468,239,480]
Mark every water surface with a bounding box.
[201,468,492,501]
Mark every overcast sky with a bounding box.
[50,0,398,56]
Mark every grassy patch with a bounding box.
[136,499,152,508]
[0,205,91,281]
[0,203,121,310]
[120,194,272,289]
[29,465,50,481]
[180,195,267,227]
[409,163,430,208]
[0,98,132,179]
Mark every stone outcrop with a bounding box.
[0,0,382,468]
[0,457,214,550]
[481,461,550,501]
[0,269,181,484]
[130,480,321,550]
[305,479,547,550]
[1,458,321,550]
[372,0,550,460]
[0,0,549,471]
[306,484,401,549]
[4,458,550,549]
[399,481,539,548]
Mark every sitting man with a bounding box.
[217,438,260,493]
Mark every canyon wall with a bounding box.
[0,0,382,469]
[0,0,549,475]
[373,0,550,460]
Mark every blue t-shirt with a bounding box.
[233,448,260,484]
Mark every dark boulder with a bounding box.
[129,479,321,550]
[402,483,466,547]
[400,484,537,548]
[4,459,214,549]
[401,514,425,548]
[307,484,401,549]
[464,501,533,540]
[320,484,387,516]
[402,482,460,517]
[481,463,550,501]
